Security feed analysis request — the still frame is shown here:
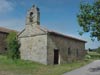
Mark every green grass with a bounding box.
[0,55,91,75]
[88,51,100,55]
[87,51,100,59]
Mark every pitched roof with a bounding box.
[18,25,86,43]
[48,31,86,43]
[0,26,18,33]
[37,25,86,43]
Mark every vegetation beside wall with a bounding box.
[0,55,91,75]
[6,32,20,60]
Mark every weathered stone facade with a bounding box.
[19,25,48,64]
[18,5,86,65]
[47,32,85,65]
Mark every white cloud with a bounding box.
[0,0,14,13]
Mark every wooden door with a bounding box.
[54,49,59,64]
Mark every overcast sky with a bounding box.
[0,0,99,49]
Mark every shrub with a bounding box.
[97,47,100,54]
[89,54,100,59]
[85,55,91,59]
[88,52,100,59]
[6,32,20,60]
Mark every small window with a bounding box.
[5,48,7,51]
[68,48,71,55]
[30,12,33,16]
[29,12,34,22]
[76,49,79,57]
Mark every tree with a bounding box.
[77,0,100,41]
[6,32,20,60]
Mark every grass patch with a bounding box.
[87,52,100,59]
[0,55,91,75]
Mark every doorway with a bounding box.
[54,49,59,64]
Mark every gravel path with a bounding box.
[63,60,100,75]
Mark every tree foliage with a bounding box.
[77,0,100,41]
[6,32,20,60]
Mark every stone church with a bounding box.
[18,5,86,65]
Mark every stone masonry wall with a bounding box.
[19,34,47,65]
[47,33,85,65]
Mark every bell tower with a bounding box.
[26,5,40,25]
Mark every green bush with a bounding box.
[85,55,91,59]
[89,54,100,59]
[97,47,100,54]
[87,52,100,59]
[6,32,20,60]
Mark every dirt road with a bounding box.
[63,60,100,75]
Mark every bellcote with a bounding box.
[26,5,40,25]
